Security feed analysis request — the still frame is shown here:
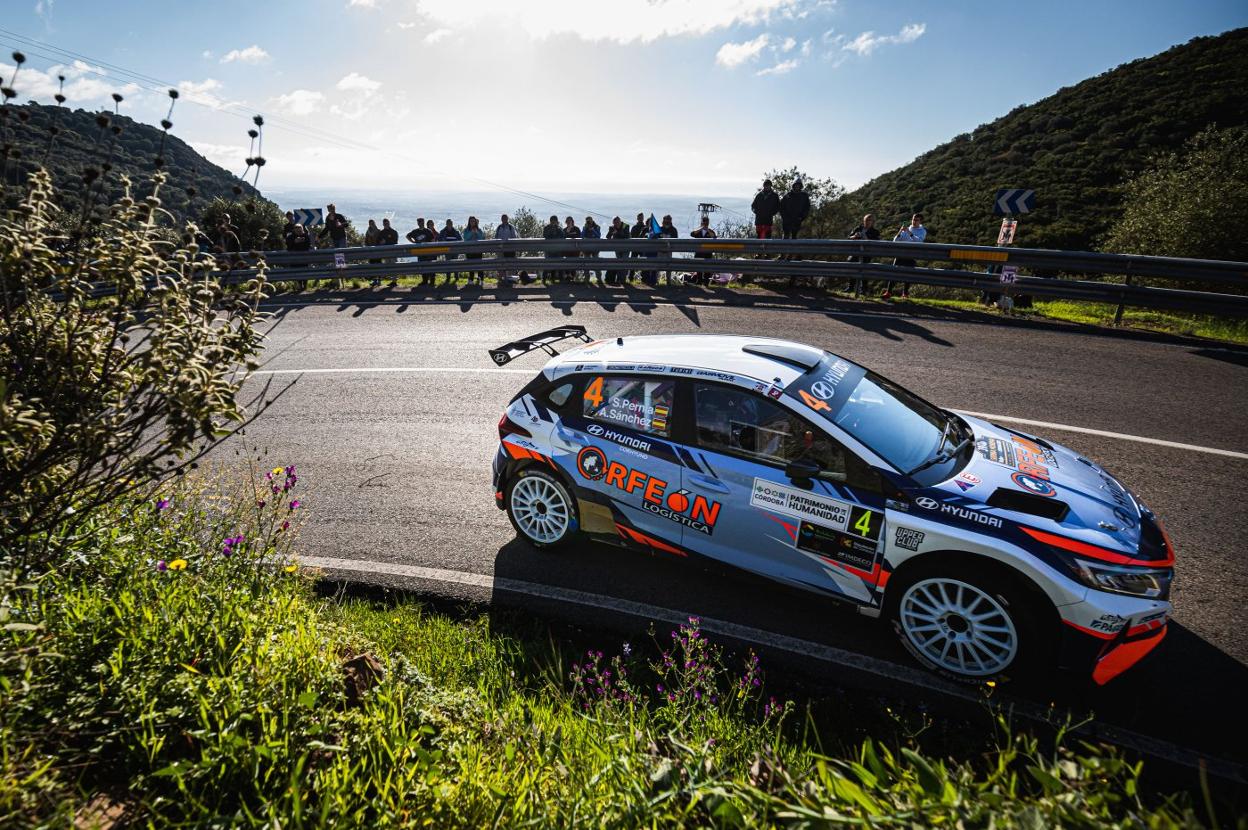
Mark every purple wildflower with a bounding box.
[156,560,167,572]
[289,499,302,510]
[622,642,632,657]
[155,498,170,511]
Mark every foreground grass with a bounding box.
[0,473,1214,827]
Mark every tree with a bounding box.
[0,170,274,574]
[1103,127,1248,261]
[511,206,542,239]
[760,167,851,238]
[200,195,287,251]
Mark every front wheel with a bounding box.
[890,572,1034,682]
[505,468,577,549]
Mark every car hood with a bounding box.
[938,415,1144,554]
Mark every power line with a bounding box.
[0,29,616,219]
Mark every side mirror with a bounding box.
[785,457,822,484]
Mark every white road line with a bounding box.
[245,366,1246,459]
[299,554,1245,780]
[955,410,1248,461]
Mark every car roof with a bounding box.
[545,334,833,386]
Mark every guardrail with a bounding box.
[78,238,1248,318]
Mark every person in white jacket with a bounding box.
[885,213,926,300]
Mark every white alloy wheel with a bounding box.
[898,578,1019,677]
[508,473,572,545]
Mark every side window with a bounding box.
[693,383,847,473]
[546,382,574,407]
[583,375,674,437]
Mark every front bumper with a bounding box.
[1058,593,1171,684]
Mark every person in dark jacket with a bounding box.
[562,217,582,282]
[439,219,462,285]
[542,215,564,284]
[750,180,781,239]
[690,216,717,286]
[282,211,296,248]
[406,218,437,286]
[659,215,678,285]
[606,216,629,285]
[630,212,647,282]
[582,216,603,284]
[319,203,350,248]
[363,219,383,284]
[286,223,311,253]
[378,218,399,286]
[779,180,811,273]
[847,214,879,294]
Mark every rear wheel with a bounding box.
[888,564,1044,682]
[505,467,576,549]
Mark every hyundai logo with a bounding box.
[915,497,939,510]
[587,424,605,436]
[810,380,836,400]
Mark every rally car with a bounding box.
[489,326,1174,684]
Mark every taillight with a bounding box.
[498,413,531,440]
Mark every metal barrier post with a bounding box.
[1115,260,1134,326]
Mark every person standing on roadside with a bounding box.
[885,212,925,300]
[659,214,678,285]
[562,216,582,282]
[690,215,717,286]
[848,213,879,295]
[287,223,311,253]
[282,211,296,248]
[406,218,437,286]
[462,216,486,286]
[630,212,647,282]
[363,218,383,285]
[779,179,811,272]
[582,216,603,285]
[378,218,399,286]
[750,179,781,240]
[542,214,564,284]
[439,219,462,285]
[495,213,522,285]
[319,203,350,249]
[606,216,630,285]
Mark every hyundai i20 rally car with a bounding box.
[489,326,1174,684]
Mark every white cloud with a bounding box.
[190,141,249,168]
[396,21,417,29]
[800,38,812,56]
[220,45,270,64]
[347,0,378,7]
[842,22,925,56]
[335,72,381,93]
[780,36,797,52]
[177,78,227,107]
[757,59,798,76]
[412,0,799,45]
[273,88,325,115]
[34,0,54,22]
[715,33,771,68]
[424,28,451,44]
[201,49,214,59]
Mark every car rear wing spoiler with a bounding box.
[488,325,593,366]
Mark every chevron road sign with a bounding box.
[993,189,1034,215]
[292,208,323,227]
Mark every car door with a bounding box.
[554,373,690,550]
[679,381,888,605]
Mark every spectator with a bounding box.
[363,219,383,285]
[319,203,350,249]
[542,214,564,284]
[462,216,486,286]
[378,218,399,287]
[750,179,781,240]
[640,214,661,286]
[287,223,311,253]
[563,216,582,282]
[213,212,242,267]
[659,215,678,285]
[630,212,647,281]
[582,216,603,285]
[606,216,630,285]
[439,219,462,286]
[282,211,296,247]
[885,212,926,300]
[847,213,879,295]
[406,218,437,286]
[690,215,717,286]
[779,179,811,273]
[495,213,523,285]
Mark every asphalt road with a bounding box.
[228,285,1248,766]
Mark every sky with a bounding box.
[1,0,1245,199]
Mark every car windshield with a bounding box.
[785,355,965,483]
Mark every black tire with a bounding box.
[885,559,1050,684]
[504,466,578,550]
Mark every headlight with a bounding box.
[1071,559,1172,599]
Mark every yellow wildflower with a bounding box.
[272,467,284,477]
[284,563,298,573]
[168,559,188,571]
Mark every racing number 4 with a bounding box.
[798,389,831,413]
[853,510,872,537]
[584,377,604,409]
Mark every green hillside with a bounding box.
[835,28,1248,252]
[2,102,267,225]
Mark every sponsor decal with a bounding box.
[636,364,668,373]
[576,451,721,535]
[669,367,695,375]
[914,495,1003,529]
[796,521,877,570]
[977,434,1055,482]
[574,363,603,372]
[695,369,737,382]
[894,527,925,552]
[810,380,837,400]
[576,446,607,481]
[976,437,1016,468]
[1090,613,1127,634]
[794,358,856,415]
[885,498,910,511]
[1011,471,1057,497]
[587,422,652,454]
[767,386,783,399]
[750,479,881,541]
[607,363,635,371]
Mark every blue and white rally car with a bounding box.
[489,327,1174,684]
